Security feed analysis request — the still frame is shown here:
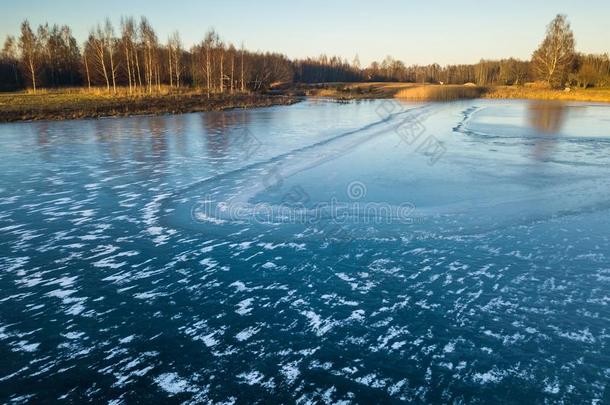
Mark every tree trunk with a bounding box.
[135,49,142,90]
[148,50,152,93]
[131,49,138,91]
[29,59,36,93]
[206,47,211,99]
[97,45,110,91]
[175,53,180,88]
[230,55,234,93]
[125,47,132,94]
[84,54,91,90]
[155,63,160,92]
[168,47,173,88]
[220,53,224,93]
[241,49,245,92]
[109,50,117,93]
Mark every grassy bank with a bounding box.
[483,86,610,102]
[304,82,488,101]
[304,82,415,99]
[0,90,300,122]
[3,84,608,123]
[304,82,610,102]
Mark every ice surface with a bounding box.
[1,99,609,403]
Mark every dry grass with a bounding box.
[308,82,485,101]
[483,86,610,102]
[3,83,609,122]
[395,85,485,101]
[22,85,190,96]
[306,82,419,99]
[305,82,610,103]
[0,89,298,122]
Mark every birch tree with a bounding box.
[18,21,40,92]
[532,14,575,88]
[120,17,137,93]
[82,43,92,89]
[88,26,110,91]
[103,19,118,93]
[140,17,158,93]
[219,41,225,93]
[240,42,245,92]
[168,31,182,88]
[202,31,217,98]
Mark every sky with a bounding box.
[2,0,609,66]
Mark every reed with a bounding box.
[308,82,610,103]
[395,85,486,101]
[483,86,610,102]
[21,85,210,97]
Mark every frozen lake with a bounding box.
[1,99,609,403]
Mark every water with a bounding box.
[1,99,609,403]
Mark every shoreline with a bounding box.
[0,93,301,123]
[2,84,609,124]
[303,83,610,103]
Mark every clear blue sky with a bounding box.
[2,0,609,65]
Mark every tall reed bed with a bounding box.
[484,86,610,102]
[395,85,486,101]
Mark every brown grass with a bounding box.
[305,82,610,103]
[3,83,608,123]
[21,85,186,97]
[306,82,419,99]
[483,86,610,102]
[395,85,486,101]
[0,89,299,122]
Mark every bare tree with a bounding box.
[219,41,225,93]
[37,24,52,85]
[167,31,182,88]
[133,25,142,89]
[82,46,91,89]
[203,30,217,98]
[88,26,110,91]
[240,42,245,92]
[121,17,137,93]
[103,19,118,93]
[532,14,575,88]
[352,54,361,70]
[58,25,81,86]
[18,21,40,92]
[30,23,81,87]
[229,44,235,93]
[172,32,182,88]
[140,17,158,93]
[573,53,610,88]
[167,37,173,88]
[2,36,19,85]
[15,14,602,93]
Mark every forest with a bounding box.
[1,16,609,93]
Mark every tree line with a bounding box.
[0,17,292,93]
[294,50,608,89]
[298,16,609,89]
[1,15,609,92]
